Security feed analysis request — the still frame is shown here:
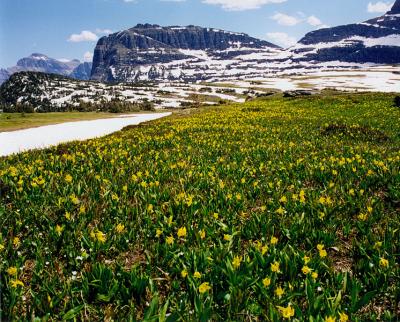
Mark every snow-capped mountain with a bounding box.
[290,0,400,63]
[90,24,282,82]
[90,1,400,84]
[0,54,93,85]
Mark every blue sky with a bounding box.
[0,0,395,67]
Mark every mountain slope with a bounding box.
[0,54,93,85]
[291,0,400,63]
[91,24,281,82]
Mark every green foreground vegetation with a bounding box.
[0,93,399,321]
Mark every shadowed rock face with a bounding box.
[388,0,400,14]
[70,62,93,81]
[90,24,279,82]
[293,1,400,64]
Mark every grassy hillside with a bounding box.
[0,93,399,321]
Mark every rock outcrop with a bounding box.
[90,24,280,82]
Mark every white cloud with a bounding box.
[83,51,94,62]
[68,30,98,42]
[307,15,322,26]
[95,28,113,35]
[202,0,287,11]
[367,1,393,13]
[270,12,327,29]
[271,13,302,26]
[266,32,297,47]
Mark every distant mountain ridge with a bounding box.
[291,0,400,63]
[0,53,93,85]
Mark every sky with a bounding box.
[0,0,395,68]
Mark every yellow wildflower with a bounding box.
[199,282,211,294]
[7,267,18,276]
[156,229,163,238]
[55,225,64,236]
[11,279,24,288]
[303,255,311,264]
[279,196,287,203]
[271,261,280,273]
[115,224,125,234]
[302,266,312,275]
[270,236,278,245]
[261,245,268,255]
[177,226,187,238]
[277,304,295,319]
[194,271,202,279]
[65,174,73,183]
[317,244,327,258]
[166,236,174,245]
[95,231,106,243]
[358,213,368,221]
[232,256,242,270]
[70,194,80,205]
[275,286,284,298]
[13,237,20,248]
[325,316,336,322]
[262,277,271,287]
[224,234,232,241]
[379,257,389,268]
[181,269,188,278]
[276,207,285,215]
[199,230,206,239]
[339,312,349,322]
[311,272,318,280]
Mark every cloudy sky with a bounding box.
[0,0,395,67]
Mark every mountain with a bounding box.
[0,54,93,85]
[91,24,281,82]
[8,53,80,75]
[70,62,93,80]
[291,0,400,64]
[0,69,10,85]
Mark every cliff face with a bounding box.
[90,24,280,82]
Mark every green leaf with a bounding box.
[62,304,84,320]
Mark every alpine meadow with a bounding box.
[1,0,400,321]
[1,93,399,320]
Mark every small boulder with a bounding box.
[394,96,400,108]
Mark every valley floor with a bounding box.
[0,93,399,321]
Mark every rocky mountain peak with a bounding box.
[133,23,161,29]
[388,0,400,14]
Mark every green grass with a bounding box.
[0,93,399,321]
[0,111,161,132]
